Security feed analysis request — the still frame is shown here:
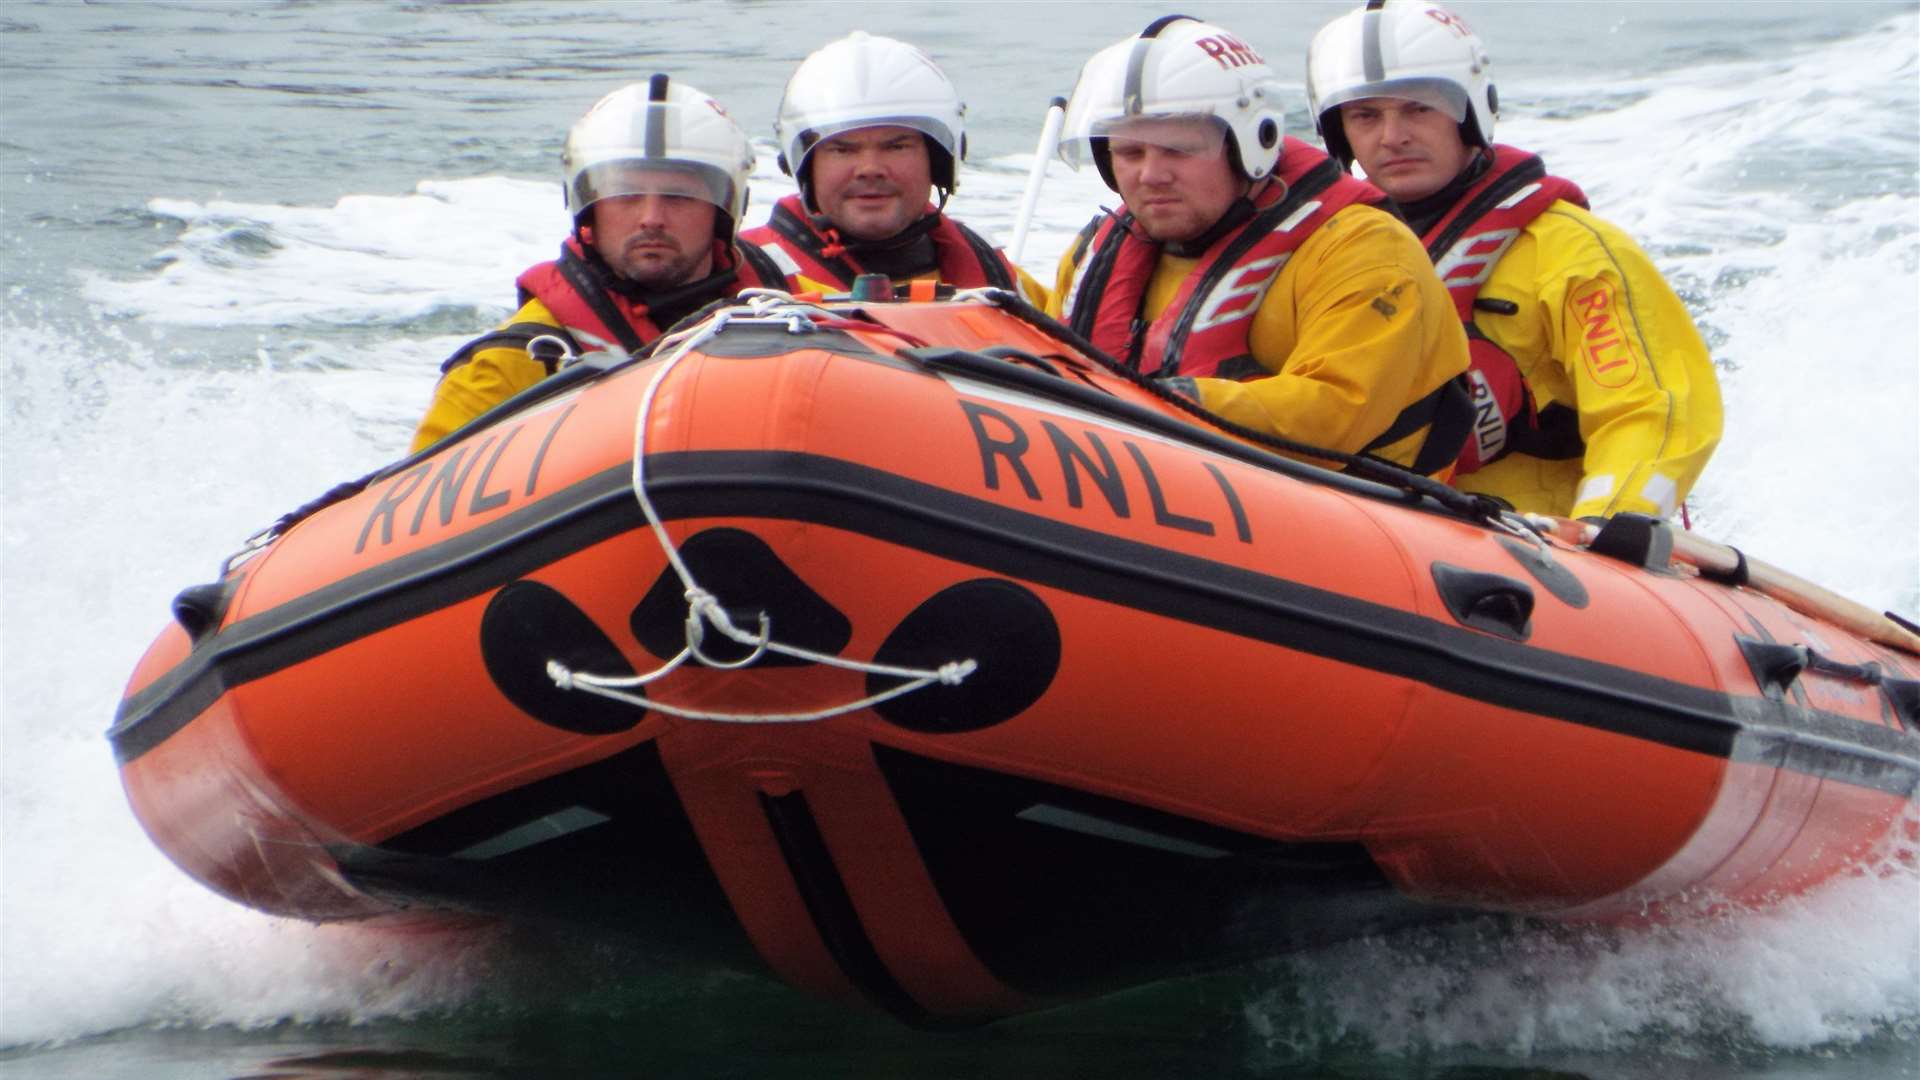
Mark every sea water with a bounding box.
[2,2,1916,1076]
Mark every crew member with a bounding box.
[411,76,780,453]
[741,31,1048,304]
[1050,16,1471,475]
[1308,0,1723,519]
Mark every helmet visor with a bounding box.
[1316,78,1467,123]
[791,115,956,165]
[1060,114,1227,169]
[570,160,737,218]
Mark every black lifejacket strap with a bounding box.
[1361,375,1476,478]
[1424,154,1547,263]
[951,219,1018,291]
[1062,216,1099,283]
[555,246,651,355]
[734,241,788,291]
[1066,211,1131,342]
[1156,164,1345,377]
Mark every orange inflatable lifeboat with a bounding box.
[113,290,1920,1024]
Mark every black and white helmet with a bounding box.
[774,32,967,209]
[562,74,754,240]
[1059,16,1288,190]
[1307,0,1498,167]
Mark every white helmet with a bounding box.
[1306,0,1497,168]
[562,74,754,241]
[774,32,967,210]
[1058,16,1287,190]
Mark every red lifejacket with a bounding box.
[1421,145,1588,473]
[511,235,782,360]
[740,194,1019,293]
[1061,139,1385,380]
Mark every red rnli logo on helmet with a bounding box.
[1425,8,1476,38]
[1196,33,1263,70]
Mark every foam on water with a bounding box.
[82,150,1100,333]
[1245,823,1920,1062]
[0,314,491,1046]
[82,177,568,329]
[1492,11,1920,614]
[2,9,1916,1058]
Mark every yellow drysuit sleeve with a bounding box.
[409,298,562,455]
[1193,205,1468,464]
[1466,203,1722,519]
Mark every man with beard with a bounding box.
[740,32,1048,304]
[1307,0,1722,520]
[410,76,781,453]
[1048,16,1471,475]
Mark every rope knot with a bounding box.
[551,319,997,724]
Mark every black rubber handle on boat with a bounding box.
[1431,563,1534,640]
[1736,633,1918,724]
[974,345,1064,378]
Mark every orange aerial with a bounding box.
[114,291,1920,1023]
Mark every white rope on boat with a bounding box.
[546,296,977,723]
[1491,508,1554,555]
[948,285,1018,305]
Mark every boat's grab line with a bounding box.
[548,301,978,724]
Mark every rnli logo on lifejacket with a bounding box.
[1435,228,1521,292]
[1192,255,1288,332]
[1465,368,1507,461]
[1571,279,1640,388]
[1195,34,1263,69]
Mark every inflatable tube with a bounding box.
[113,292,1920,1023]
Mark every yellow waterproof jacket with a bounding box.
[409,297,565,454]
[1049,203,1469,469]
[1463,201,1722,520]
